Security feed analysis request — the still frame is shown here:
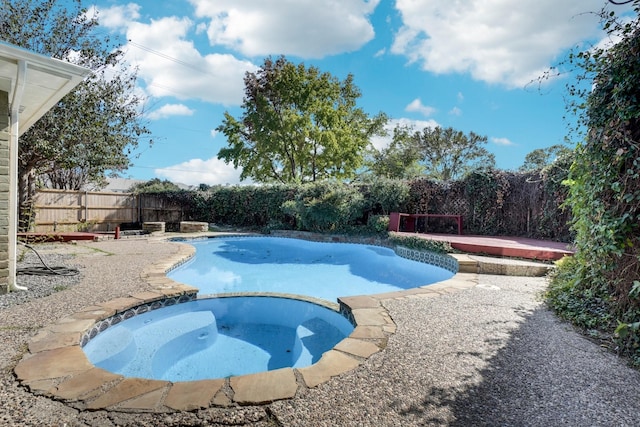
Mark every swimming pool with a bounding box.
[168,236,456,301]
[83,296,353,381]
[82,236,456,383]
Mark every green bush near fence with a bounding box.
[281,182,365,232]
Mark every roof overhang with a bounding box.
[0,41,92,135]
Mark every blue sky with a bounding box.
[86,0,632,186]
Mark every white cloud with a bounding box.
[370,117,439,151]
[449,107,462,116]
[147,104,195,120]
[405,98,436,117]
[189,0,379,58]
[491,137,515,146]
[392,0,611,88]
[96,6,257,106]
[91,3,141,30]
[374,48,386,58]
[155,157,249,186]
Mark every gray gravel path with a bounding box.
[1,239,639,426]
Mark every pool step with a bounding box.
[83,327,136,371]
[86,311,217,378]
[293,317,346,367]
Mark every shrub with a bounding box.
[366,215,390,234]
[387,233,453,254]
[361,178,410,215]
[282,182,365,232]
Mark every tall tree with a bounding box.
[217,56,387,184]
[414,126,495,181]
[519,144,573,172]
[0,0,150,229]
[364,124,424,179]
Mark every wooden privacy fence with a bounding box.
[31,189,186,232]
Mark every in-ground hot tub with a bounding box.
[82,296,354,381]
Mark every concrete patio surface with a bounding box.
[2,234,639,426]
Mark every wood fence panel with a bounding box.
[32,190,192,232]
[33,189,139,232]
[139,194,184,226]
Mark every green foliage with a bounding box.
[281,182,365,232]
[519,144,574,172]
[360,178,410,215]
[140,170,572,240]
[205,185,296,228]
[414,126,495,181]
[546,3,640,366]
[217,56,387,184]
[536,151,574,240]
[366,215,390,234]
[129,179,182,193]
[463,170,510,234]
[387,233,453,254]
[547,256,614,330]
[363,124,424,179]
[1,0,151,230]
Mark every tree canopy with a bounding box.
[0,0,150,229]
[128,178,182,193]
[363,125,424,180]
[412,126,495,181]
[217,56,387,184]
[519,144,573,172]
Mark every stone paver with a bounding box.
[338,295,380,309]
[349,325,387,339]
[334,337,381,358]
[230,368,299,404]
[350,307,389,326]
[298,350,361,388]
[86,378,168,410]
[28,330,81,353]
[53,368,123,401]
[117,386,167,411]
[165,379,225,411]
[15,346,93,383]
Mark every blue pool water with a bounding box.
[84,296,354,381]
[168,236,455,301]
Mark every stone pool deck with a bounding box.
[4,234,640,426]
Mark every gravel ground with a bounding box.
[1,239,639,426]
[0,251,80,310]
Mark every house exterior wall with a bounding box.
[0,90,9,294]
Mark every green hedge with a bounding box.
[140,170,571,240]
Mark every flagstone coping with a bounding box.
[14,237,479,413]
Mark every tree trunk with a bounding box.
[18,164,37,232]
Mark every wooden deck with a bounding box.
[394,232,574,261]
